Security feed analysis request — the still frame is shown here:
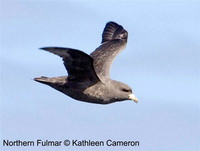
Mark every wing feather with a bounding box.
[40,47,100,88]
[90,22,128,82]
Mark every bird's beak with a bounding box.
[128,94,138,103]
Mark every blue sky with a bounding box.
[0,0,199,151]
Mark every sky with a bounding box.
[0,0,199,151]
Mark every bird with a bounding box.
[34,21,138,104]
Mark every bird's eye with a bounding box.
[122,88,130,92]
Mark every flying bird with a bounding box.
[34,21,138,104]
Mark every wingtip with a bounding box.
[39,47,66,52]
[101,21,127,43]
[39,47,49,51]
[106,21,119,26]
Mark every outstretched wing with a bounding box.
[40,47,100,88]
[90,22,128,82]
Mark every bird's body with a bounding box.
[34,22,138,104]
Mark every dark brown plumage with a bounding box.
[34,22,138,104]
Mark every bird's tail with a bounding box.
[34,76,50,84]
[34,76,67,85]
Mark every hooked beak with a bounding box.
[128,94,139,103]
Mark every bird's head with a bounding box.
[112,81,138,103]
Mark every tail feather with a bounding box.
[34,76,50,84]
[34,76,67,85]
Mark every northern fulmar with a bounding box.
[34,21,138,104]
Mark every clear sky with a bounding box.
[0,0,199,151]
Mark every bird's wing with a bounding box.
[90,22,128,82]
[40,47,100,88]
